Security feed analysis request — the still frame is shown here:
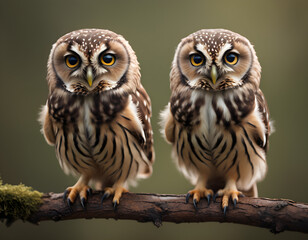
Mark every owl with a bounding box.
[39,29,154,208]
[161,29,272,213]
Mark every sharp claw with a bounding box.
[101,192,110,204]
[87,188,92,197]
[113,200,118,210]
[239,193,245,198]
[193,198,198,210]
[63,189,69,202]
[207,194,211,206]
[67,197,73,210]
[81,197,86,209]
[185,193,191,204]
[213,193,218,202]
[223,206,228,216]
[233,199,237,207]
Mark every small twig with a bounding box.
[26,192,308,233]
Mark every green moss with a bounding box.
[0,178,43,225]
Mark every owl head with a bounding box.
[170,29,261,92]
[47,29,140,95]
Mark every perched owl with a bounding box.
[161,29,272,213]
[39,29,154,208]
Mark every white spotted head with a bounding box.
[171,29,261,92]
[47,29,140,95]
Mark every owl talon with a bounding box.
[101,192,110,204]
[67,198,73,210]
[185,193,191,204]
[213,193,218,203]
[63,189,69,202]
[223,206,228,216]
[87,188,92,197]
[217,188,243,212]
[102,186,128,208]
[207,194,211,206]
[63,183,91,209]
[233,198,237,207]
[193,198,198,210]
[113,200,118,210]
[81,197,86,209]
[186,188,213,208]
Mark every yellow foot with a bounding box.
[214,188,244,215]
[64,184,92,209]
[186,188,214,209]
[101,186,128,209]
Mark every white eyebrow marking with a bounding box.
[217,43,232,62]
[196,43,212,61]
[90,43,107,62]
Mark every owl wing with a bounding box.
[160,103,176,143]
[255,89,271,152]
[39,104,56,146]
[131,84,154,163]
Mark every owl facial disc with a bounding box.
[50,29,134,95]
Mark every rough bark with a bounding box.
[27,192,308,233]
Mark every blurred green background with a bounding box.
[1,0,307,239]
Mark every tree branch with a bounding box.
[26,192,308,234]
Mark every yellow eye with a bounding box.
[65,55,80,68]
[100,54,115,66]
[190,54,204,66]
[224,53,238,65]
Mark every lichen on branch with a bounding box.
[0,178,43,226]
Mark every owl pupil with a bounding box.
[103,55,113,63]
[68,56,78,65]
[226,54,235,62]
[193,55,202,64]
